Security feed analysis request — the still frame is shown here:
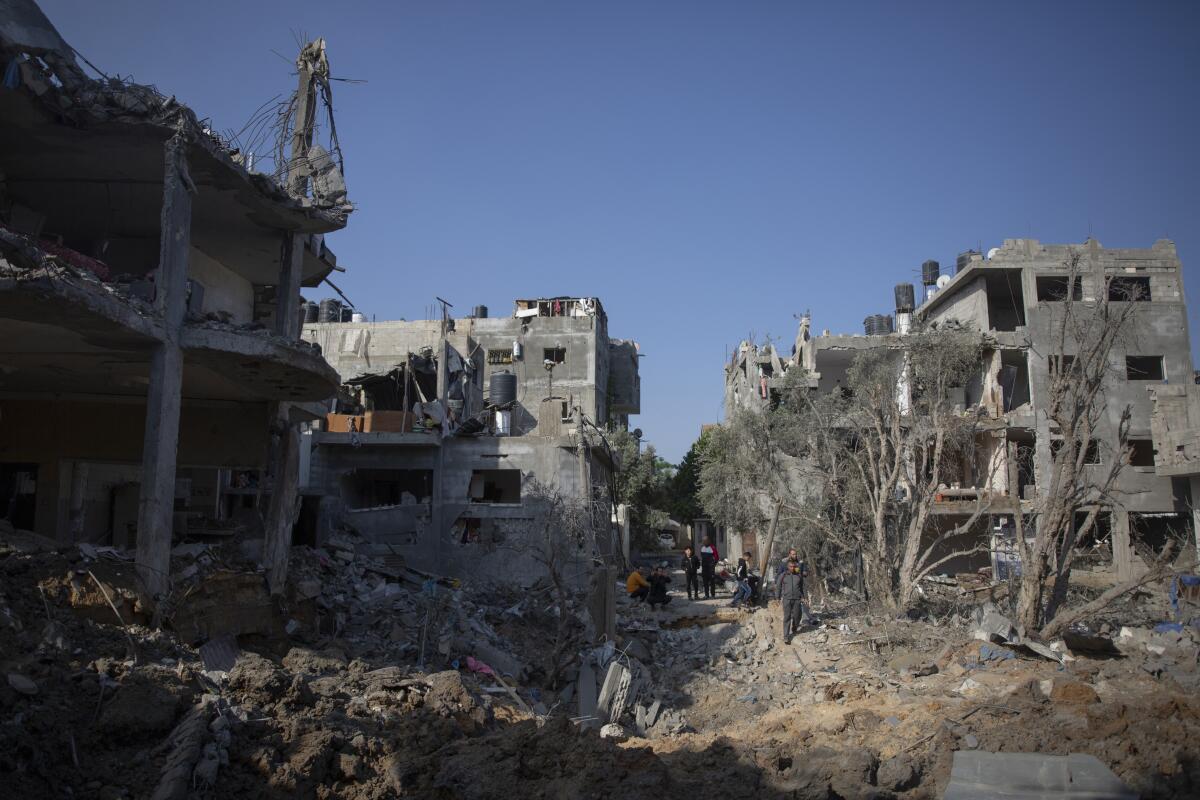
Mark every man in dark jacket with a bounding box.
[699,538,720,598]
[681,547,701,600]
[779,558,806,644]
[647,566,672,610]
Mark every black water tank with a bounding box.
[303,301,319,323]
[473,305,488,319]
[489,371,517,407]
[956,250,980,274]
[863,315,876,335]
[340,306,353,322]
[881,314,894,334]
[318,298,342,323]
[894,283,915,312]
[921,260,940,286]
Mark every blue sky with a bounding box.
[42,0,1200,461]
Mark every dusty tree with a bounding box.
[1012,252,1148,635]
[507,480,611,688]
[701,324,1001,611]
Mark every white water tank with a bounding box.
[494,409,512,436]
[512,340,523,359]
[351,312,365,323]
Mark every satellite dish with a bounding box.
[936,274,951,289]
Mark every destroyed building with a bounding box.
[785,238,1195,583]
[0,1,351,598]
[300,297,641,583]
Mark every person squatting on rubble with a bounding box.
[647,565,673,610]
[699,537,720,599]
[681,546,701,600]
[779,558,808,644]
[627,566,650,603]
[731,551,753,607]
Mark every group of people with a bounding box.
[625,564,673,609]
[679,537,722,599]
[626,541,812,641]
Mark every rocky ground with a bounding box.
[2,533,1199,799]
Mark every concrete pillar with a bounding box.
[136,128,193,601]
[67,461,88,542]
[1191,476,1200,563]
[1112,509,1133,582]
[263,404,299,594]
[275,232,303,338]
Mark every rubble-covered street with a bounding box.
[4,525,1199,799]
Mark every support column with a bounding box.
[1191,476,1200,563]
[1112,509,1133,582]
[276,231,304,338]
[136,127,193,602]
[67,461,88,542]
[263,404,300,594]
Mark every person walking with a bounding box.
[779,558,806,644]
[699,537,720,599]
[681,546,701,600]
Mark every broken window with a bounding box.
[1128,439,1156,467]
[341,469,433,509]
[1050,439,1100,465]
[1048,354,1076,377]
[487,348,513,365]
[543,347,566,365]
[998,350,1029,410]
[469,469,521,504]
[1073,511,1112,569]
[1108,275,1151,302]
[1126,356,1164,381]
[1130,512,1193,563]
[985,270,1026,331]
[1036,275,1082,302]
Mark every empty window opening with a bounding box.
[543,347,566,365]
[1036,275,1083,302]
[1050,439,1100,465]
[1128,439,1156,467]
[1108,275,1151,302]
[487,348,513,365]
[1049,354,1076,377]
[1072,511,1113,569]
[998,350,1030,410]
[342,469,433,510]
[1130,512,1193,563]
[469,469,521,504]
[1010,432,1036,500]
[1126,356,1164,381]
[0,463,38,531]
[985,270,1026,332]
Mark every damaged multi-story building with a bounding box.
[728,238,1196,584]
[300,297,641,583]
[0,1,351,598]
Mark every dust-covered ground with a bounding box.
[3,536,1199,799]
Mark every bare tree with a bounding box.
[506,480,610,688]
[1013,252,1141,633]
[701,324,1001,611]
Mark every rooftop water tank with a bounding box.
[318,298,342,323]
[490,370,517,407]
[922,260,940,286]
[894,283,915,313]
[302,301,319,323]
[956,250,981,274]
[473,305,488,319]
